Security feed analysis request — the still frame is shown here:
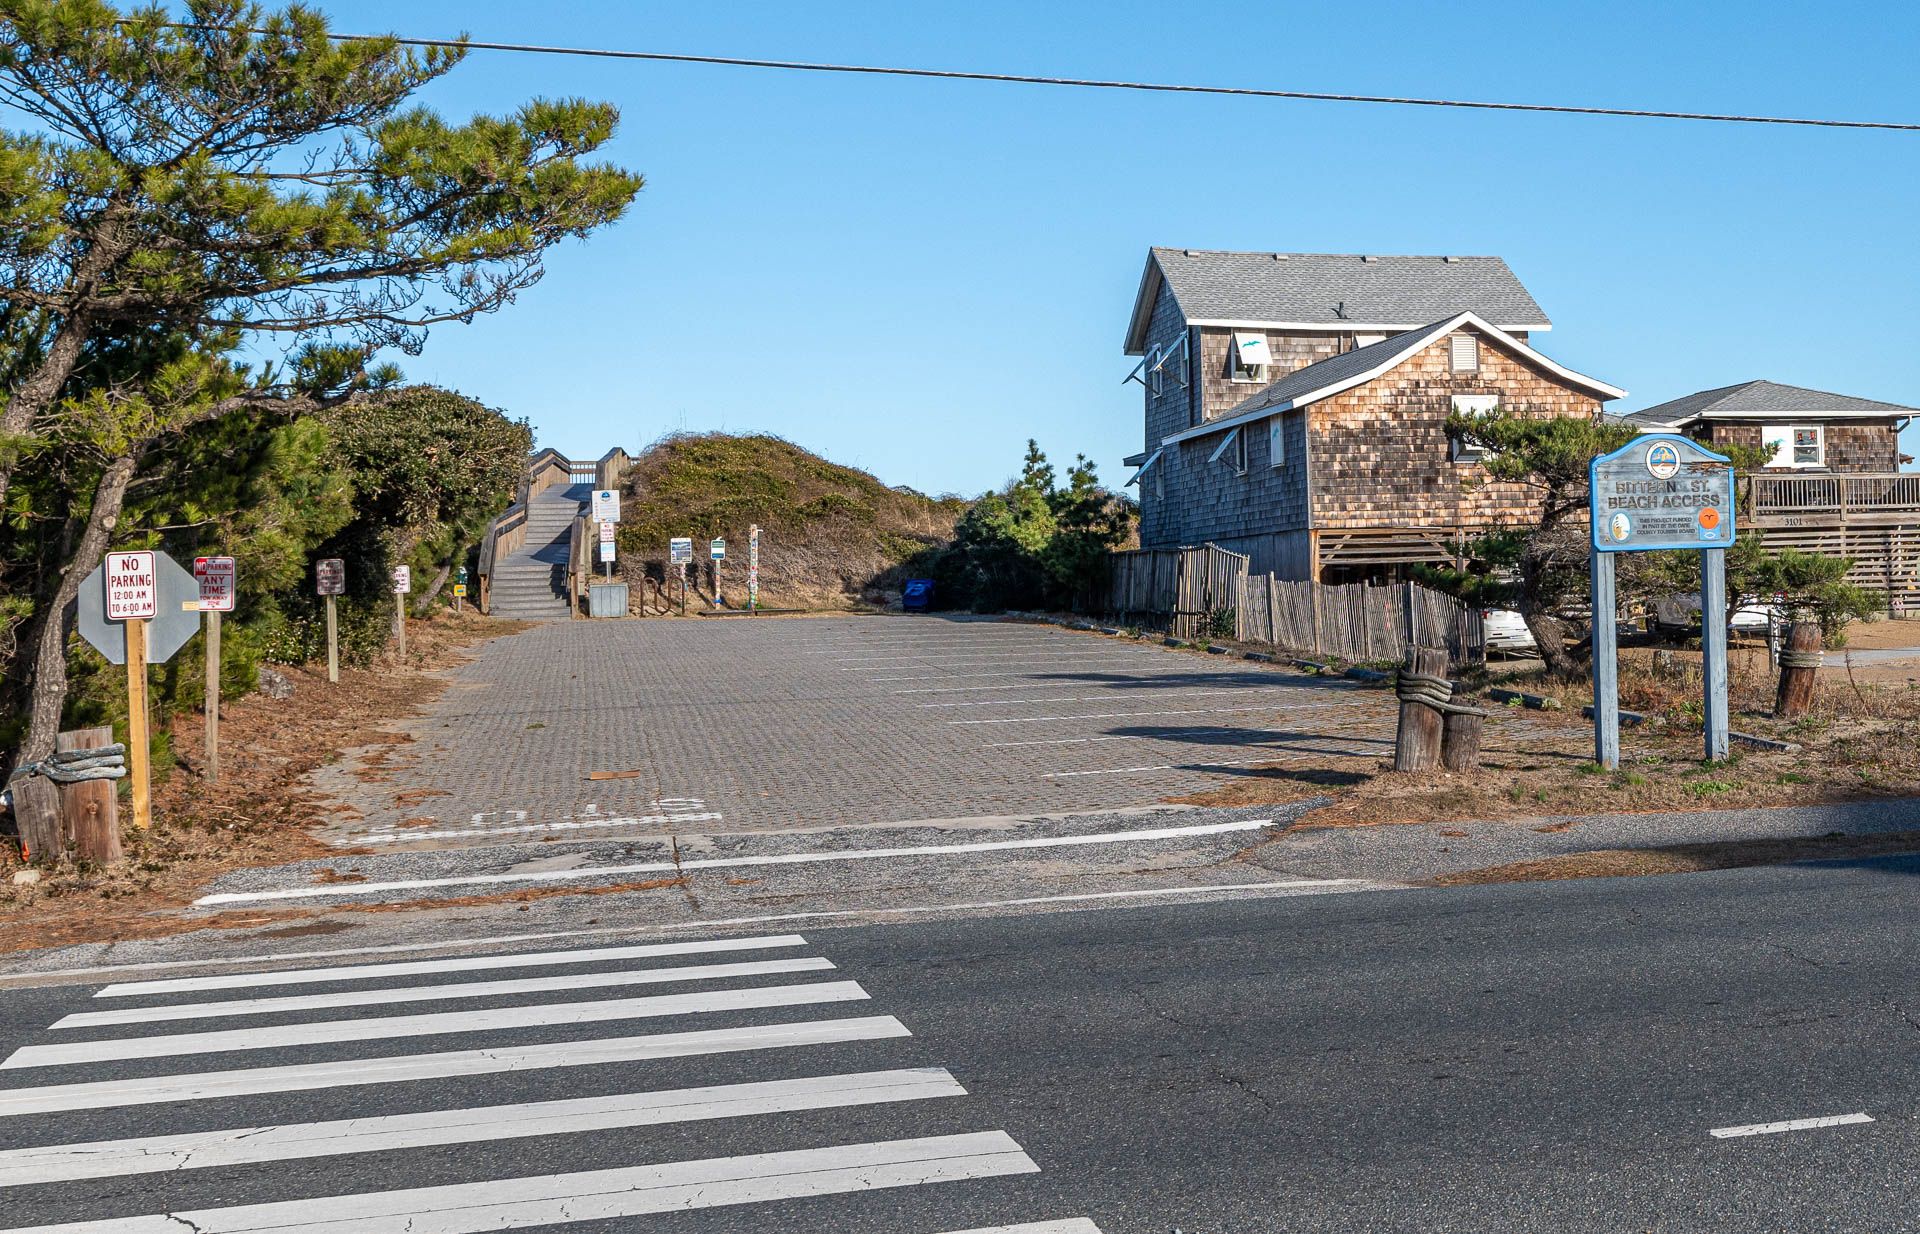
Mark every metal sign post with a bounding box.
[454,564,468,613]
[193,556,236,782]
[710,538,726,607]
[599,521,617,578]
[1588,434,1737,767]
[316,558,345,683]
[748,524,760,612]
[669,538,693,615]
[105,552,158,829]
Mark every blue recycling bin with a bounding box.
[902,579,934,611]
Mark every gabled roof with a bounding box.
[1124,248,1551,354]
[1624,380,1920,428]
[1160,312,1624,448]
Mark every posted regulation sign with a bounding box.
[105,551,158,620]
[193,556,236,612]
[1589,434,1736,553]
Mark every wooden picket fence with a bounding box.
[1106,546,1483,665]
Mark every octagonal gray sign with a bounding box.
[76,550,202,665]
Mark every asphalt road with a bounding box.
[5,857,1920,1231]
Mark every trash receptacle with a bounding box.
[588,582,629,618]
[902,579,934,611]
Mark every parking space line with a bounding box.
[918,687,1317,709]
[950,704,1288,726]
[1710,1112,1873,1138]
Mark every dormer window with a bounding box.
[1450,334,1479,373]
[1229,332,1271,383]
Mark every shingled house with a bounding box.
[1122,248,1623,581]
[1626,380,1920,608]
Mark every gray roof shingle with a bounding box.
[1626,380,1919,427]
[1126,248,1550,352]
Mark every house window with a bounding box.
[1449,394,1498,462]
[1228,331,1271,383]
[1268,414,1286,468]
[1354,333,1386,349]
[1146,345,1162,397]
[1208,426,1247,476]
[1123,448,1163,490]
[1761,424,1825,468]
[1148,333,1189,393]
[1449,334,1479,373]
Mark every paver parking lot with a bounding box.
[315,616,1411,850]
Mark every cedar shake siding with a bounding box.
[1309,326,1603,530]
[1696,421,1903,473]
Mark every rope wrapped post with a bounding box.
[1393,646,1452,772]
[1774,621,1825,719]
[56,727,125,864]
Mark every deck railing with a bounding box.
[1750,472,1920,522]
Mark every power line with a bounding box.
[159,24,1920,133]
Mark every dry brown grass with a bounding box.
[1431,829,1920,885]
[0,611,519,953]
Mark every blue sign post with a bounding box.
[1588,434,1738,767]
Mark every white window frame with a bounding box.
[1123,448,1163,489]
[1449,394,1499,463]
[1268,414,1286,468]
[1450,334,1480,373]
[1761,423,1825,469]
[1228,331,1271,384]
[1147,333,1190,392]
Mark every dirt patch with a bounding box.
[0,611,524,954]
[1169,643,1920,829]
[1431,829,1920,886]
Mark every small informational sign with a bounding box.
[599,520,616,544]
[106,551,159,620]
[391,565,411,594]
[453,583,468,598]
[192,556,236,613]
[1589,435,1736,553]
[669,537,693,565]
[592,489,621,522]
[316,558,346,596]
[710,538,726,561]
[599,540,616,564]
[748,523,761,610]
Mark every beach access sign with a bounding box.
[1589,434,1736,553]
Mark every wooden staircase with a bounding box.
[478,448,631,619]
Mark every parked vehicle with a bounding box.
[1650,593,1782,640]
[1481,608,1539,657]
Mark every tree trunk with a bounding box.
[412,562,451,616]
[18,455,138,767]
[1774,621,1823,719]
[1522,610,1580,678]
[1393,645,1451,772]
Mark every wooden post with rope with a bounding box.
[1394,644,1487,773]
[1774,620,1824,719]
[57,726,123,863]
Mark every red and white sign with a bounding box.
[193,556,236,612]
[316,558,346,596]
[598,521,616,544]
[391,565,411,594]
[105,551,158,620]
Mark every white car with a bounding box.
[1481,608,1539,656]
[1651,593,1782,638]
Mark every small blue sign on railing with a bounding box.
[902,579,934,611]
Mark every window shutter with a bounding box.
[1268,415,1286,468]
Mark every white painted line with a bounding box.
[359,810,724,844]
[55,957,836,1029]
[832,650,1145,663]
[1048,758,1278,778]
[936,1222,1105,1234]
[0,1016,910,1117]
[951,703,1286,725]
[194,820,1275,907]
[840,654,1153,669]
[637,880,1373,932]
[0,1131,1037,1233]
[919,687,1309,708]
[95,935,808,999]
[1710,1112,1873,1138]
[5,980,871,1069]
[0,1068,965,1186]
[897,681,1099,694]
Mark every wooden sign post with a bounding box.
[104,551,158,830]
[391,565,411,659]
[1589,435,1737,768]
[316,557,345,684]
[193,556,235,782]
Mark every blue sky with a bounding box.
[311,0,1920,495]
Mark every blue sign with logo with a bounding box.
[1589,434,1736,553]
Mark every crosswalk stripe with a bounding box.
[54,957,836,1029]
[5,980,870,1069]
[934,1223,1105,1234]
[0,1068,965,1186]
[0,1015,910,1117]
[92,934,808,999]
[0,1131,1039,1233]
